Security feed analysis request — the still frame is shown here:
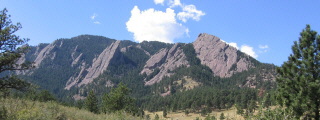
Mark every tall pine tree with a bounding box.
[277,25,320,119]
[0,8,33,91]
[102,82,137,114]
[85,90,99,114]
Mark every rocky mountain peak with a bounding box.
[193,33,255,77]
[141,43,189,85]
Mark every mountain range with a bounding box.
[15,33,276,104]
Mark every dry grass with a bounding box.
[145,107,244,120]
[175,76,200,91]
[0,98,141,120]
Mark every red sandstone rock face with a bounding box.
[65,40,120,89]
[140,33,258,85]
[141,43,189,85]
[193,33,255,77]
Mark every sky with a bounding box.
[1,0,320,66]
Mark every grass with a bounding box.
[145,107,244,120]
[175,76,201,91]
[0,98,141,120]
[0,97,250,120]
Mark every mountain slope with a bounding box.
[193,33,257,77]
[14,33,276,102]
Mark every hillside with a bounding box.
[12,33,277,113]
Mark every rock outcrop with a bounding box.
[141,44,189,85]
[78,40,120,86]
[34,43,56,67]
[65,40,121,89]
[193,33,255,77]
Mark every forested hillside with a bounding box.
[6,32,276,116]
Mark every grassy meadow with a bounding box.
[145,107,244,120]
[0,98,140,120]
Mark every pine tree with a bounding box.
[184,109,189,116]
[219,113,225,120]
[0,8,33,91]
[277,25,320,119]
[154,114,159,120]
[85,90,99,114]
[102,82,137,114]
[163,108,167,118]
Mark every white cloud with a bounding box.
[258,45,269,53]
[91,13,97,20]
[90,13,101,24]
[220,39,239,49]
[154,0,165,5]
[240,45,258,58]
[167,0,205,22]
[93,21,101,24]
[177,5,205,22]
[168,0,182,7]
[229,42,239,49]
[222,39,258,58]
[223,40,257,58]
[126,6,188,43]
[259,45,269,49]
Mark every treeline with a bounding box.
[141,86,259,113]
[74,83,144,116]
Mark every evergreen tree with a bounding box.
[201,108,207,116]
[163,108,167,118]
[154,114,159,120]
[247,100,257,114]
[37,90,56,102]
[276,25,320,119]
[85,90,99,114]
[184,109,189,116]
[205,115,216,120]
[0,8,33,91]
[235,104,244,115]
[262,93,271,108]
[102,82,137,114]
[145,114,150,120]
[219,113,225,120]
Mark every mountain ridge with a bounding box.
[14,33,276,101]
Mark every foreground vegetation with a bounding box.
[0,97,140,120]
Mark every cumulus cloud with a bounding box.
[167,0,205,22]
[177,5,205,22]
[168,0,182,7]
[126,0,204,43]
[126,6,188,43]
[240,45,258,58]
[154,0,165,5]
[223,40,257,58]
[228,42,239,49]
[220,40,239,49]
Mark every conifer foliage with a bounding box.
[102,83,138,114]
[0,8,33,91]
[85,90,99,114]
[276,25,320,119]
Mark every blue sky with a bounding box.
[1,0,320,66]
